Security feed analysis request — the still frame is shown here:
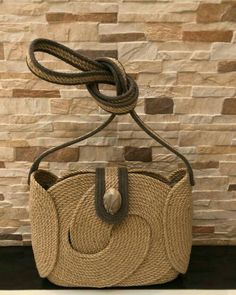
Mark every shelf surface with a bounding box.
[0,246,235,290]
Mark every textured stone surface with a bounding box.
[12,89,60,98]
[46,12,117,23]
[0,43,4,60]
[197,3,230,23]
[0,0,236,246]
[144,97,174,114]
[222,99,236,115]
[124,146,152,162]
[183,30,233,42]
[77,49,118,59]
[100,32,145,43]
[16,147,79,162]
[193,226,215,234]
[211,43,236,60]
[145,23,182,41]
[218,61,236,73]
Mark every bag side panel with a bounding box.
[163,176,193,274]
[30,176,59,277]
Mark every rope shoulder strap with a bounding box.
[26,38,195,186]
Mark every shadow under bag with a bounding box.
[27,38,195,288]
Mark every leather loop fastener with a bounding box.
[95,167,128,224]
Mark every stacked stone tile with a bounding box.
[0,0,236,246]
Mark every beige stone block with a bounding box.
[118,42,158,63]
[193,191,236,200]
[192,86,235,98]
[183,21,236,32]
[139,86,191,98]
[0,60,29,73]
[117,137,178,148]
[118,122,179,131]
[215,225,236,237]
[167,2,199,12]
[213,115,236,124]
[197,145,236,154]
[0,123,53,132]
[0,98,50,115]
[119,12,195,23]
[53,121,116,132]
[31,23,70,41]
[69,23,98,41]
[193,200,211,208]
[99,23,144,34]
[194,209,235,220]
[225,154,236,161]
[10,115,41,124]
[220,162,236,176]
[0,207,29,220]
[47,2,118,13]
[70,98,99,115]
[181,123,236,132]
[177,72,236,87]
[145,23,182,41]
[120,2,197,14]
[1,2,48,16]
[211,43,236,60]
[163,60,217,72]
[179,131,234,146]
[118,130,178,139]
[79,146,123,162]
[157,41,212,51]
[0,23,69,42]
[210,200,236,211]
[119,2,197,22]
[124,61,162,73]
[5,193,29,207]
[190,51,210,60]
[174,98,223,114]
[156,51,191,60]
[4,43,27,61]
[137,73,177,86]
[119,2,164,14]
[0,148,14,161]
[0,227,17,235]
[180,115,213,124]
[124,113,180,123]
[50,99,71,114]
[152,152,177,163]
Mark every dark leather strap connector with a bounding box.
[95,167,128,224]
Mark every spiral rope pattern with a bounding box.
[30,168,192,287]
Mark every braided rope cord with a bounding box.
[26,38,194,186]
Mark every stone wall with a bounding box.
[0,0,236,246]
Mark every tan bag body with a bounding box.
[27,38,194,287]
[30,167,192,287]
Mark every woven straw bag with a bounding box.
[27,38,195,288]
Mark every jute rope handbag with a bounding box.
[26,38,195,288]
